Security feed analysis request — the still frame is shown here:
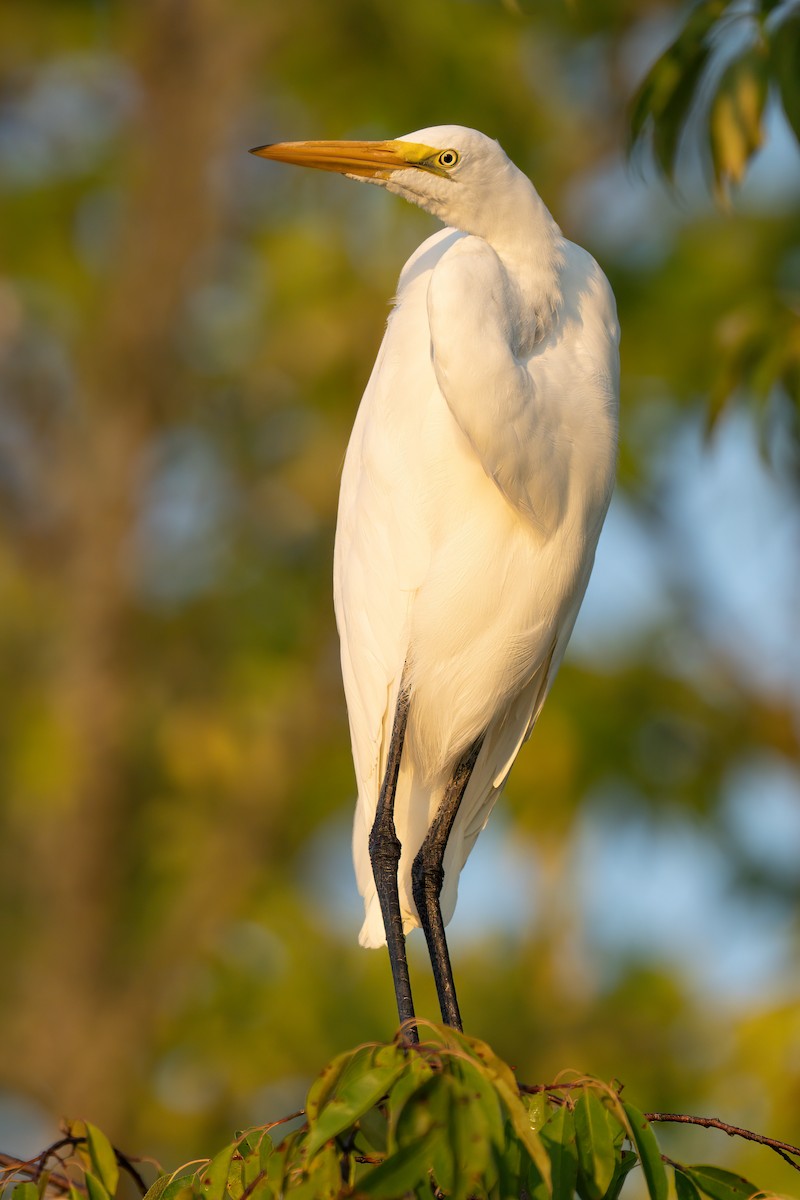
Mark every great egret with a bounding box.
[251,125,619,1039]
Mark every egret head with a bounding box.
[250,125,531,241]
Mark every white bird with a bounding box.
[252,125,619,1038]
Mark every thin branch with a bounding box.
[645,1112,800,1174]
[519,1081,586,1095]
[1,1134,150,1197]
[111,1146,150,1195]
[517,1086,800,1176]
[0,1152,83,1196]
[239,1170,267,1200]
[48,1134,149,1195]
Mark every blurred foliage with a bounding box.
[629,0,800,191]
[1,1027,787,1199]
[630,0,800,419]
[0,0,798,1198]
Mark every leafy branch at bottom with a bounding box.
[0,1121,150,1199]
[2,1025,798,1200]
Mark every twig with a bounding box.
[110,1146,149,1195]
[644,1113,800,1174]
[519,1081,586,1095]
[516,1085,800,1176]
[1,1134,149,1197]
[0,1152,84,1196]
[239,1170,267,1200]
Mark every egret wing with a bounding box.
[334,231,459,843]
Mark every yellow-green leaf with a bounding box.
[358,1139,440,1197]
[708,44,769,196]
[675,1167,704,1200]
[622,1103,668,1200]
[541,1103,578,1200]
[199,1145,235,1200]
[84,1173,110,1200]
[11,1185,39,1200]
[629,0,730,178]
[685,1165,761,1200]
[574,1088,617,1200]
[141,1176,172,1200]
[85,1123,120,1196]
[306,1059,407,1156]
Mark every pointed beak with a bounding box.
[249,138,439,179]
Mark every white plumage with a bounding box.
[253,124,619,1018]
[329,127,619,946]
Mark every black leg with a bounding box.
[369,679,418,1042]
[411,735,485,1030]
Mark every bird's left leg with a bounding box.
[411,735,485,1030]
[369,678,418,1042]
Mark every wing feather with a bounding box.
[335,226,619,949]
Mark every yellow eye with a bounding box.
[437,149,459,168]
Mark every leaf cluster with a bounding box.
[630,0,800,195]
[627,0,800,431]
[3,1030,775,1200]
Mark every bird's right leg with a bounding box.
[411,735,484,1031]
[368,678,418,1043]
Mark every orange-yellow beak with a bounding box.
[249,138,441,179]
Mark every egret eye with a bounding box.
[437,149,459,168]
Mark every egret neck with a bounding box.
[387,144,566,351]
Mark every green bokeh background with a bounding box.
[0,0,798,1193]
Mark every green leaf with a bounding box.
[684,1165,761,1200]
[141,1176,172,1200]
[85,1124,120,1197]
[604,1151,639,1200]
[199,1145,235,1200]
[770,8,800,142]
[357,1104,388,1153]
[522,1090,548,1133]
[261,1142,289,1193]
[384,1054,435,1151]
[305,1043,397,1128]
[652,45,714,178]
[574,1088,617,1200]
[159,1178,197,1200]
[279,1143,340,1200]
[84,1173,110,1200]
[240,1150,264,1192]
[458,1033,551,1187]
[708,43,769,195]
[451,1055,507,1150]
[305,1056,408,1156]
[675,1168,704,1200]
[622,1103,668,1200]
[11,1185,39,1200]
[425,1082,458,1198]
[226,1139,264,1200]
[432,1073,493,1200]
[387,1070,497,1199]
[304,1045,369,1126]
[357,1139,439,1197]
[541,1103,578,1200]
[494,1126,526,1200]
[629,0,731,178]
[258,1133,275,1173]
[393,1074,446,1148]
